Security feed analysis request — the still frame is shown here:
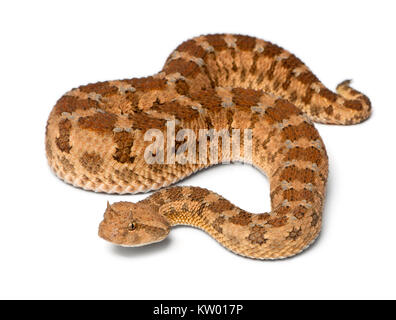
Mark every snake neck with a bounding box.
[139,172,325,260]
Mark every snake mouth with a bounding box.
[117,238,166,248]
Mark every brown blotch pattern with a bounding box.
[232,88,261,108]
[311,212,319,227]
[79,82,118,97]
[289,91,298,103]
[286,227,302,241]
[59,156,74,173]
[272,80,281,91]
[164,58,201,78]
[249,53,259,74]
[297,72,318,86]
[78,112,117,133]
[56,119,72,153]
[190,89,222,109]
[195,203,207,216]
[80,152,103,174]
[283,188,314,202]
[262,42,283,58]
[212,215,226,233]
[256,213,271,221]
[113,131,135,164]
[128,112,166,131]
[235,35,256,51]
[320,88,337,102]
[152,101,199,121]
[124,91,140,108]
[188,188,210,201]
[281,122,320,142]
[266,60,278,81]
[247,225,267,245]
[165,187,185,201]
[268,216,288,227]
[302,88,315,105]
[54,95,99,115]
[275,205,291,217]
[229,210,252,226]
[344,100,363,111]
[263,99,300,124]
[240,68,247,83]
[207,198,235,213]
[293,205,307,219]
[282,55,303,71]
[310,105,321,117]
[279,165,316,184]
[325,105,334,115]
[256,72,265,85]
[177,39,206,58]
[174,79,190,96]
[285,146,323,166]
[126,77,167,92]
[204,34,228,51]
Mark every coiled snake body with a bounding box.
[45,34,371,259]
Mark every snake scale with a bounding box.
[45,34,371,259]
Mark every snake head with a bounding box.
[98,201,170,247]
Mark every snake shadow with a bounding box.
[110,237,173,257]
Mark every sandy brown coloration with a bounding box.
[46,34,371,259]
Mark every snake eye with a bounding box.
[127,222,136,231]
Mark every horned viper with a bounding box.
[45,34,371,259]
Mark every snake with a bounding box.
[45,34,371,259]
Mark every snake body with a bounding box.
[45,34,371,259]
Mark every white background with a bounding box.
[1,0,395,299]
